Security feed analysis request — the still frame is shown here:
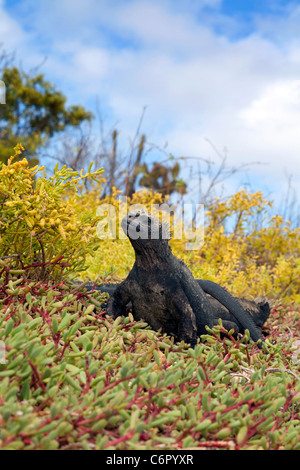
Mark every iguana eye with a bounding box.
[128,212,142,219]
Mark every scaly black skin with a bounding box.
[90,282,269,336]
[196,280,268,343]
[205,293,270,335]
[103,209,266,348]
[86,282,269,340]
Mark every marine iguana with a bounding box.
[105,208,267,348]
[89,283,269,338]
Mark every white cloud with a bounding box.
[240,80,300,127]
[73,48,109,81]
[0,0,25,50]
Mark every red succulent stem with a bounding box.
[104,429,135,449]
[28,360,47,392]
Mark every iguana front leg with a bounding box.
[172,292,198,348]
[107,282,131,319]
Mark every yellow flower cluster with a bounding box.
[77,187,299,305]
[1,145,299,304]
[0,144,104,281]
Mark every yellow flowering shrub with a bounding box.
[0,145,104,281]
[77,187,299,305]
[171,191,300,304]
[1,147,298,304]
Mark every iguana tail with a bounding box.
[198,279,264,348]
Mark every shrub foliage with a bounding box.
[0,150,299,450]
[0,145,104,281]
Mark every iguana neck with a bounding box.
[132,240,173,269]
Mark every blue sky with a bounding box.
[0,0,300,214]
[221,0,291,16]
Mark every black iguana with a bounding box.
[104,208,267,348]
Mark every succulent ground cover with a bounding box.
[0,278,299,450]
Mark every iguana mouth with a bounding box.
[122,212,150,239]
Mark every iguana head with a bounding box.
[122,208,170,240]
[122,208,171,261]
